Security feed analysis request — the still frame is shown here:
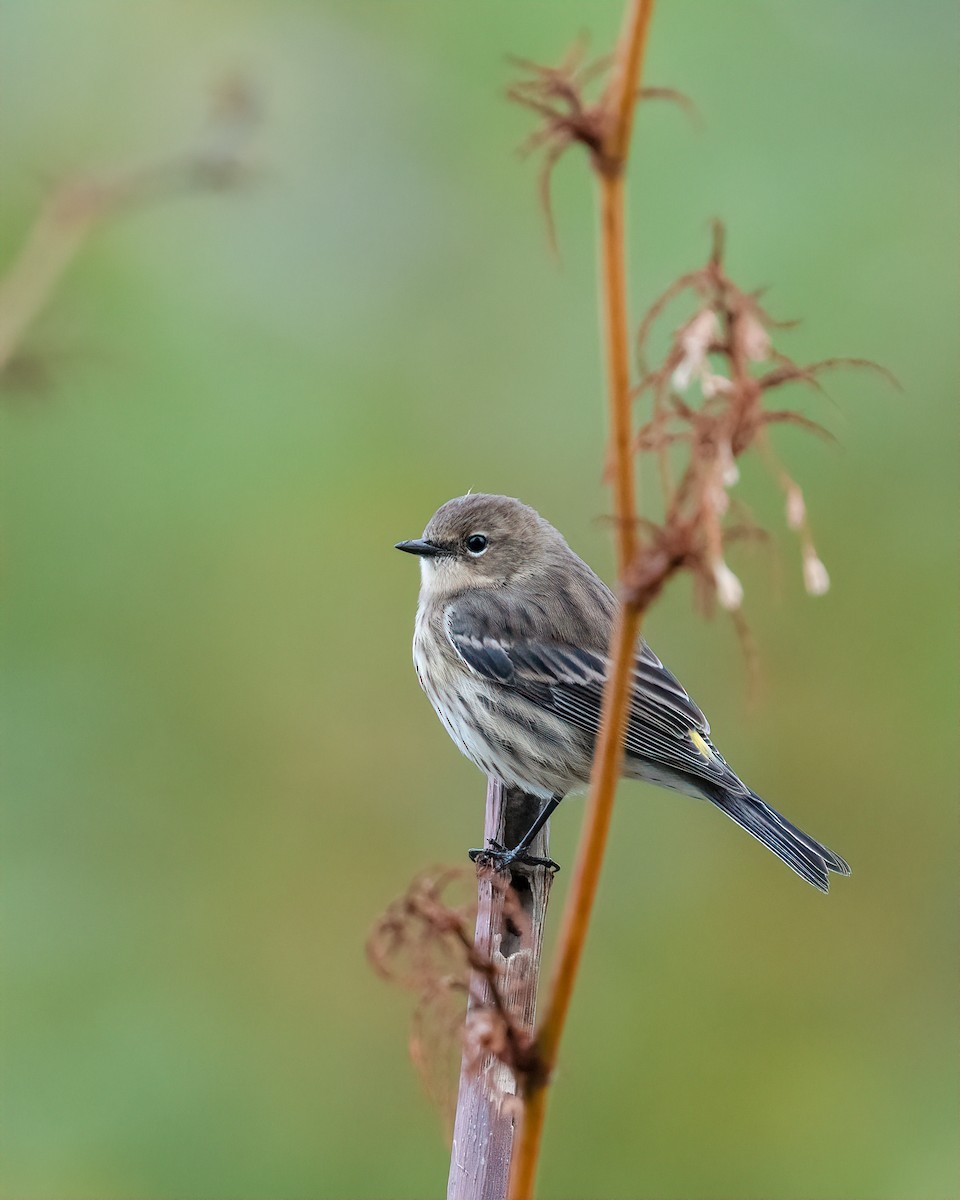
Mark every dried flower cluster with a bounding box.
[367,868,540,1122]
[624,222,892,619]
[509,42,694,249]
[507,45,887,627]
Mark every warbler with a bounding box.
[396,493,850,892]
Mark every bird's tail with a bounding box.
[703,784,851,892]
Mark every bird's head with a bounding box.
[395,493,565,596]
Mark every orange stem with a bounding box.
[507,2,657,1197]
[606,0,658,169]
[601,170,638,569]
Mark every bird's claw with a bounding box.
[468,840,560,875]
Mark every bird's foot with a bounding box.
[468,840,560,875]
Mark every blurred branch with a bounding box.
[0,77,259,377]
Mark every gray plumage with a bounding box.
[397,493,850,892]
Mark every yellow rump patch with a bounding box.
[690,730,713,760]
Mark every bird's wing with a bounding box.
[446,602,734,788]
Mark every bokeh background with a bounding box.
[1,2,956,1198]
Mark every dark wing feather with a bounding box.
[446,603,731,789]
[636,642,710,734]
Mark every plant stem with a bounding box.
[507,3,657,1196]
[606,0,659,168]
[600,170,638,570]
[448,780,555,1200]
[600,0,657,572]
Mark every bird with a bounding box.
[395,493,851,892]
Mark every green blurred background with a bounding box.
[1,2,956,1198]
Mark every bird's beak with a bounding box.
[395,538,454,558]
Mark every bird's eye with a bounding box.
[465,533,488,556]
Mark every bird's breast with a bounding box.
[412,601,454,694]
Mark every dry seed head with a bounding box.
[802,548,830,596]
[701,371,733,399]
[718,439,739,487]
[713,560,744,610]
[672,308,718,391]
[740,311,772,363]
[621,225,889,664]
[785,483,806,531]
[708,479,730,516]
